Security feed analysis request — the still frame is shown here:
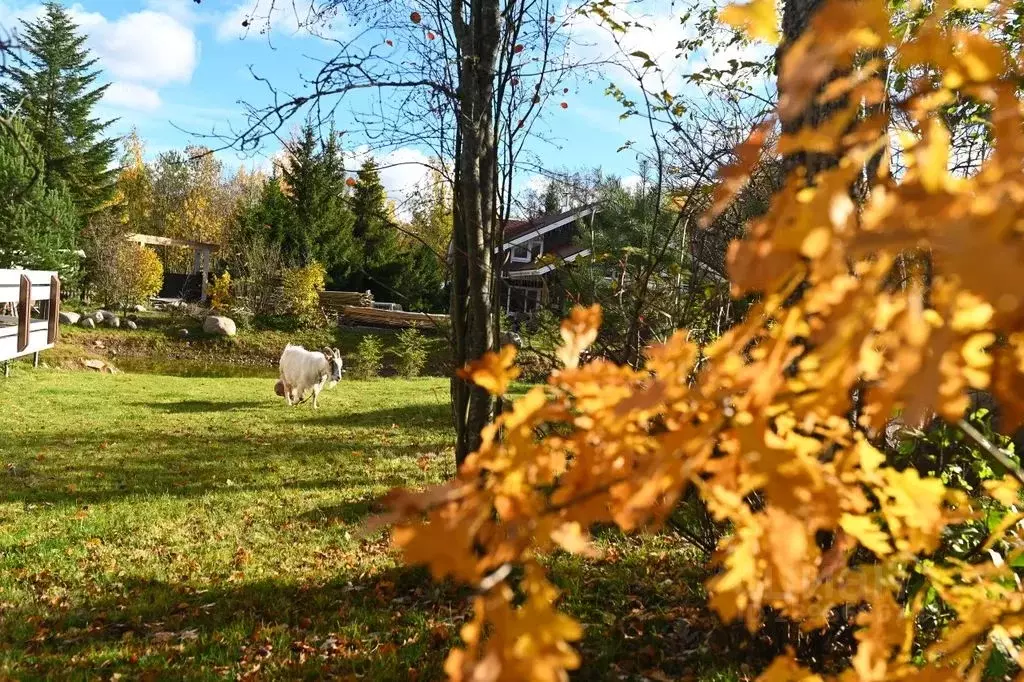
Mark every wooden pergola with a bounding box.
[126,233,218,302]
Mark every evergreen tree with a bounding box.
[345,158,403,296]
[279,125,354,277]
[0,117,81,282]
[1,2,117,217]
[542,181,562,215]
[392,242,446,311]
[236,175,295,253]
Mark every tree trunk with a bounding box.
[450,0,501,468]
[778,0,835,179]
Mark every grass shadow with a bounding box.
[143,399,266,414]
[301,402,451,430]
[1,565,464,680]
[297,498,387,527]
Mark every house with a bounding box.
[498,203,599,317]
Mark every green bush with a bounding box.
[351,336,384,379]
[394,328,428,378]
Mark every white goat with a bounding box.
[277,344,343,408]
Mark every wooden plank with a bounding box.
[0,328,52,360]
[47,275,60,344]
[338,305,449,329]
[318,290,374,311]
[0,269,58,286]
[127,233,219,250]
[17,275,30,352]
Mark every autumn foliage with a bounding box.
[379,0,1024,679]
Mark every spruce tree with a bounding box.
[1,2,118,218]
[346,158,403,297]
[0,117,80,282]
[279,125,354,275]
[236,175,295,254]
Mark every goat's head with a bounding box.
[322,346,344,384]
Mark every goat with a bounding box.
[277,344,343,408]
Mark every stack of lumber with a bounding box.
[339,305,449,329]
[318,290,374,313]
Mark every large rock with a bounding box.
[203,315,236,337]
[178,328,190,338]
[80,317,96,329]
[501,331,523,348]
[97,310,115,322]
[59,311,80,325]
[125,320,138,330]
[131,304,146,313]
[106,316,121,328]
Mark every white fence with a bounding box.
[0,269,60,365]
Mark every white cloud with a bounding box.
[69,7,198,87]
[568,0,773,95]
[341,145,433,221]
[0,2,200,118]
[143,0,202,26]
[568,1,688,84]
[621,174,642,192]
[103,82,162,113]
[525,174,550,195]
[0,1,42,28]
[216,0,346,42]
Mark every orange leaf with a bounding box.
[557,304,601,369]
[457,345,520,395]
[719,0,779,44]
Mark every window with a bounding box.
[510,245,531,263]
[509,237,543,263]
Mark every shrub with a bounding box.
[90,241,163,311]
[209,271,232,311]
[280,262,326,328]
[394,328,428,378]
[350,336,383,379]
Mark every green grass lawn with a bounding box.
[0,368,743,681]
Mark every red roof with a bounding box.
[502,204,599,242]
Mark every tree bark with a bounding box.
[450,0,501,467]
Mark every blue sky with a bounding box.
[0,0,760,211]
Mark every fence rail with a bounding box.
[0,269,60,365]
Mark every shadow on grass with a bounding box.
[301,402,451,430]
[0,429,432,507]
[143,399,266,414]
[0,539,791,681]
[1,565,463,680]
[298,498,387,527]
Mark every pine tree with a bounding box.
[0,2,118,217]
[279,125,354,276]
[236,175,295,254]
[542,181,561,215]
[0,116,80,282]
[346,158,403,297]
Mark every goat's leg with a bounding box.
[312,385,322,409]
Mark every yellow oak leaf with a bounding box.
[457,345,521,395]
[719,0,779,44]
[550,521,601,558]
[839,513,892,556]
[557,305,601,369]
